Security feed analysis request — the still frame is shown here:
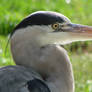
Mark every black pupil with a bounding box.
[55,24,57,27]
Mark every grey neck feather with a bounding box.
[10,27,74,92]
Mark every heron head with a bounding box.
[11,11,92,46]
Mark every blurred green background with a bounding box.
[0,0,92,92]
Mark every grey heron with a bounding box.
[3,11,92,92]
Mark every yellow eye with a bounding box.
[52,23,59,30]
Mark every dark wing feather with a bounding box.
[0,66,51,92]
[27,79,50,92]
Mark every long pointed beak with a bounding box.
[42,23,92,45]
[63,23,92,34]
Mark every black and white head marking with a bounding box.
[11,11,70,36]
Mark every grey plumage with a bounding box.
[10,11,92,92]
[0,65,50,92]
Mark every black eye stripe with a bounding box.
[11,11,67,36]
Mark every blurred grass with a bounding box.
[0,0,92,35]
[0,0,92,92]
[71,53,92,92]
[0,36,14,66]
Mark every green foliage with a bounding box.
[0,36,14,66]
[70,53,92,92]
[0,0,92,35]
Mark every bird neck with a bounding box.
[11,30,74,92]
[37,45,74,92]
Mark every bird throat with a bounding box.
[10,30,74,92]
[36,45,74,92]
